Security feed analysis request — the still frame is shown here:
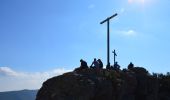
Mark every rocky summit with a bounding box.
[36,67,170,100]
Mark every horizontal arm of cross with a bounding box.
[100,13,118,24]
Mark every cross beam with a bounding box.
[100,13,118,67]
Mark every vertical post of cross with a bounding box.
[100,13,118,68]
[107,20,110,67]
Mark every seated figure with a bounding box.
[80,59,88,69]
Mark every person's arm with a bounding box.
[90,62,94,67]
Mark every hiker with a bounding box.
[80,59,88,69]
[90,58,99,69]
[113,62,120,70]
[128,62,134,70]
[97,59,103,69]
[106,64,111,70]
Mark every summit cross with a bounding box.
[100,13,118,67]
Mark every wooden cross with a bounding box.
[100,13,118,67]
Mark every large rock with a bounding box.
[36,67,170,100]
[36,69,115,100]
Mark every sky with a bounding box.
[0,0,170,91]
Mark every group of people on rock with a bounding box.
[80,58,125,70]
[79,58,134,70]
[79,58,103,69]
[107,62,121,70]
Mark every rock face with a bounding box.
[36,67,170,100]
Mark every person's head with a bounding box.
[94,58,96,61]
[80,59,83,62]
[98,59,102,62]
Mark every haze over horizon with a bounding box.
[0,0,170,92]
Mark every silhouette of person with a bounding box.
[80,59,88,69]
[97,59,103,69]
[128,62,134,70]
[106,64,111,69]
[113,62,120,70]
[90,58,99,69]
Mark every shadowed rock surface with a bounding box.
[36,67,170,100]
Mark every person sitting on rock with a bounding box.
[80,59,88,69]
[113,62,120,70]
[106,64,111,70]
[128,62,134,70]
[90,58,99,69]
[97,59,103,69]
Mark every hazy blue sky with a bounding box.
[0,0,170,91]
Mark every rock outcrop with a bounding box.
[36,67,170,100]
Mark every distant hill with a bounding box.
[0,89,38,100]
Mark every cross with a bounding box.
[112,49,117,65]
[100,13,118,67]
